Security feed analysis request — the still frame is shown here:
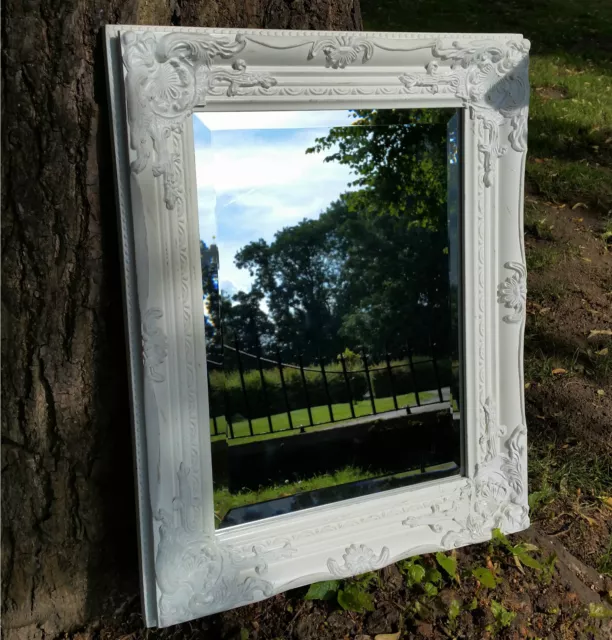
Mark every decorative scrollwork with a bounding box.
[480,397,506,463]
[327,544,390,577]
[155,464,296,626]
[403,425,529,547]
[308,36,375,69]
[121,31,277,209]
[498,262,527,323]
[142,307,168,382]
[400,38,530,186]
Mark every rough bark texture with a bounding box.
[1,1,362,638]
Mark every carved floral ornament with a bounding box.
[155,464,297,624]
[403,423,529,548]
[498,261,527,323]
[308,35,375,68]
[121,31,529,207]
[121,31,277,209]
[328,544,390,577]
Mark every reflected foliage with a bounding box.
[225,109,454,361]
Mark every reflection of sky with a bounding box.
[193,111,357,296]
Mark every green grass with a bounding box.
[524,202,556,241]
[214,466,377,523]
[210,391,436,440]
[362,0,612,215]
[527,279,566,304]
[526,245,563,271]
[599,534,612,576]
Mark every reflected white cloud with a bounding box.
[193,112,356,296]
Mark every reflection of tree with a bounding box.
[206,109,456,362]
[235,217,342,360]
[200,241,275,355]
[220,289,275,353]
[200,240,221,347]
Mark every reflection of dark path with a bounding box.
[313,386,452,432]
[213,405,461,527]
[219,462,459,528]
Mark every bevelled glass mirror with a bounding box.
[105,26,530,628]
[193,109,463,528]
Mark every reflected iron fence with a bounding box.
[206,336,455,440]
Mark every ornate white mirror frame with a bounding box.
[104,25,530,628]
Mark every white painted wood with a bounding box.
[104,26,530,628]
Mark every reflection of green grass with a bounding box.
[214,461,456,525]
[210,391,437,439]
[214,465,377,524]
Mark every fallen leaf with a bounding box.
[581,514,597,526]
[375,633,401,640]
[539,307,551,314]
[525,382,531,389]
[513,554,525,574]
[588,329,612,338]
[572,202,588,209]
[552,368,567,375]
[572,217,584,222]
[596,348,609,356]
[597,389,605,396]
[534,158,545,164]
[599,496,612,509]
[582,257,592,263]
[589,602,612,618]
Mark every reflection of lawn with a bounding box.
[214,461,456,525]
[214,465,377,524]
[210,391,436,439]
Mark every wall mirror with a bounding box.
[105,26,530,628]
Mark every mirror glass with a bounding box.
[193,109,463,529]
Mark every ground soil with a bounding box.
[68,527,612,640]
[50,194,612,640]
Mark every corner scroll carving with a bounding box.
[400,39,530,186]
[403,425,528,547]
[327,544,390,578]
[121,31,277,209]
[498,261,527,324]
[142,307,168,382]
[155,464,296,626]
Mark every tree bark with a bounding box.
[1,1,362,638]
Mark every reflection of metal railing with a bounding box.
[206,334,456,439]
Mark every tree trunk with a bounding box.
[1,1,362,638]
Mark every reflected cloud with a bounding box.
[193,112,357,295]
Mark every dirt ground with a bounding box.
[523,194,612,567]
[80,527,612,640]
